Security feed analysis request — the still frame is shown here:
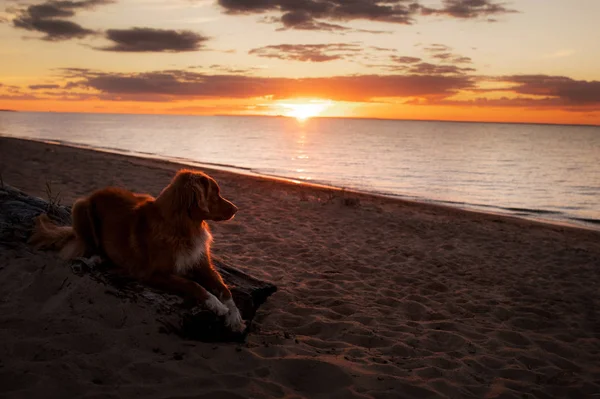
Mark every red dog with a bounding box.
[30,169,245,332]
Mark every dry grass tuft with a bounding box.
[44,181,62,212]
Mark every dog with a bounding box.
[29,169,245,332]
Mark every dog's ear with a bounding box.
[162,172,197,214]
[172,173,192,211]
[160,170,217,220]
[194,175,211,218]
[189,174,211,219]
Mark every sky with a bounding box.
[0,0,599,125]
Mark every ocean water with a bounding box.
[1,111,599,230]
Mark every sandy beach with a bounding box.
[1,136,599,399]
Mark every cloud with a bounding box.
[390,56,422,64]
[218,0,515,31]
[421,43,473,64]
[187,64,262,74]
[249,43,363,62]
[219,0,418,24]
[250,43,475,72]
[278,13,352,31]
[29,84,61,89]
[407,62,475,75]
[423,43,452,53]
[11,0,113,41]
[426,75,600,110]
[56,68,474,102]
[421,0,517,19]
[249,43,399,63]
[501,75,600,106]
[98,28,209,52]
[431,53,473,64]
[385,44,475,74]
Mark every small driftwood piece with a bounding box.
[0,185,277,342]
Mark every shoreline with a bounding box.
[2,134,598,233]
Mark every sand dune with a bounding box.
[1,136,599,399]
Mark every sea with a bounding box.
[1,111,599,230]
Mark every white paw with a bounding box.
[204,293,228,316]
[225,309,246,333]
[89,255,103,266]
[74,255,103,268]
[223,298,246,333]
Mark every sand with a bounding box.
[1,136,599,399]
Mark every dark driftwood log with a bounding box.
[0,185,277,343]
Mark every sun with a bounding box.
[279,99,332,121]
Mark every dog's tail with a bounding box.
[29,197,99,259]
[28,213,86,259]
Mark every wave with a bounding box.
[570,217,600,226]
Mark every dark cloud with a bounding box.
[249,43,363,62]
[418,43,474,65]
[371,46,397,52]
[219,0,418,24]
[424,75,600,110]
[218,0,418,32]
[98,28,209,52]
[406,62,475,74]
[421,0,517,19]
[279,11,351,31]
[249,43,398,63]
[218,0,515,31]
[381,60,476,75]
[431,97,599,110]
[58,68,474,102]
[432,52,472,63]
[13,15,95,40]
[29,84,61,89]
[12,0,112,41]
[502,75,600,106]
[431,52,452,60]
[391,56,422,64]
[386,45,474,74]
[260,14,390,33]
[0,83,25,93]
[453,56,473,64]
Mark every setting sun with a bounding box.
[278,100,333,121]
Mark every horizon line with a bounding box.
[2,109,599,128]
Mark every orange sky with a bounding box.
[1,0,599,125]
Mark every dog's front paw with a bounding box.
[75,255,103,268]
[223,298,246,333]
[204,293,229,316]
[224,308,246,333]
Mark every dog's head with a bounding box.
[161,169,237,222]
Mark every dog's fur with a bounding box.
[29,169,245,332]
